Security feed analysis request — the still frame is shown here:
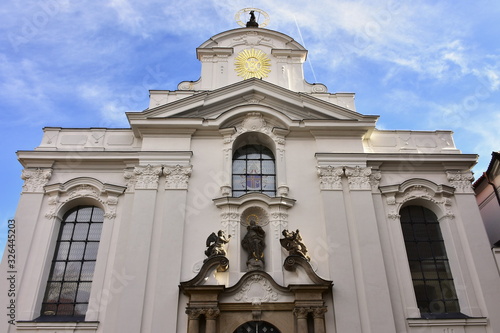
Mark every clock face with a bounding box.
[235,49,271,80]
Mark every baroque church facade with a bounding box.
[2,11,500,333]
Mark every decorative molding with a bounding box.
[388,212,401,220]
[221,211,240,237]
[241,207,270,227]
[277,185,289,197]
[163,164,192,190]
[370,170,382,191]
[345,166,372,190]
[293,307,310,319]
[44,178,125,220]
[317,165,344,190]
[185,307,220,320]
[380,179,456,221]
[293,306,328,319]
[234,274,279,305]
[446,171,474,193]
[186,308,204,320]
[21,168,52,193]
[312,306,328,318]
[205,308,221,320]
[270,212,288,239]
[124,165,162,190]
[240,112,268,132]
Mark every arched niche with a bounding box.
[219,111,290,197]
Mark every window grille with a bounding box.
[400,205,460,316]
[232,144,276,197]
[40,206,104,318]
[234,321,280,333]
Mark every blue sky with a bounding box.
[1,1,499,256]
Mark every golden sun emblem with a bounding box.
[235,49,271,80]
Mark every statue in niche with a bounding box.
[204,230,231,261]
[280,229,310,261]
[241,219,266,270]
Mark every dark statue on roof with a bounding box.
[241,219,266,270]
[204,230,231,261]
[246,10,259,28]
[280,229,310,261]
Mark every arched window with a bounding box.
[234,321,281,333]
[232,144,276,197]
[40,206,104,318]
[400,205,460,316]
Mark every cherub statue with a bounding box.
[204,230,231,260]
[280,229,310,261]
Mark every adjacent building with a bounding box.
[473,151,500,273]
[2,11,500,333]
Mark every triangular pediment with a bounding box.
[129,79,377,123]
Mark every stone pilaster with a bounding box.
[186,308,203,333]
[312,307,328,333]
[205,308,220,333]
[293,307,310,333]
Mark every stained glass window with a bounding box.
[400,205,461,317]
[40,206,104,319]
[232,145,276,197]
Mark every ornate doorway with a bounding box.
[234,321,281,333]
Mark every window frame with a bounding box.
[400,205,463,318]
[232,144,276,197]
[39,205,104,320]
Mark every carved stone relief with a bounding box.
[381,181,455,220]
[234,274,279,305]
[21,168,52,193]
[344,166,372,190]
[164,164,192,190]
[124,165,162,190]
[124,164,192,191]
[45,183,123,220]
[446,171,474,193]
[317,166,344,190]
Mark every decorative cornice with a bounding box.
[163,164,192,190]
[21,168,52,193]
[317,165,344,190]
[446,171,474,193]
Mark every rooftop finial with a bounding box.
[235,8,270,28]
[246,10,259,27]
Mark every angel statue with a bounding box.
[204,230,231,260]
[280,229,310,261]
